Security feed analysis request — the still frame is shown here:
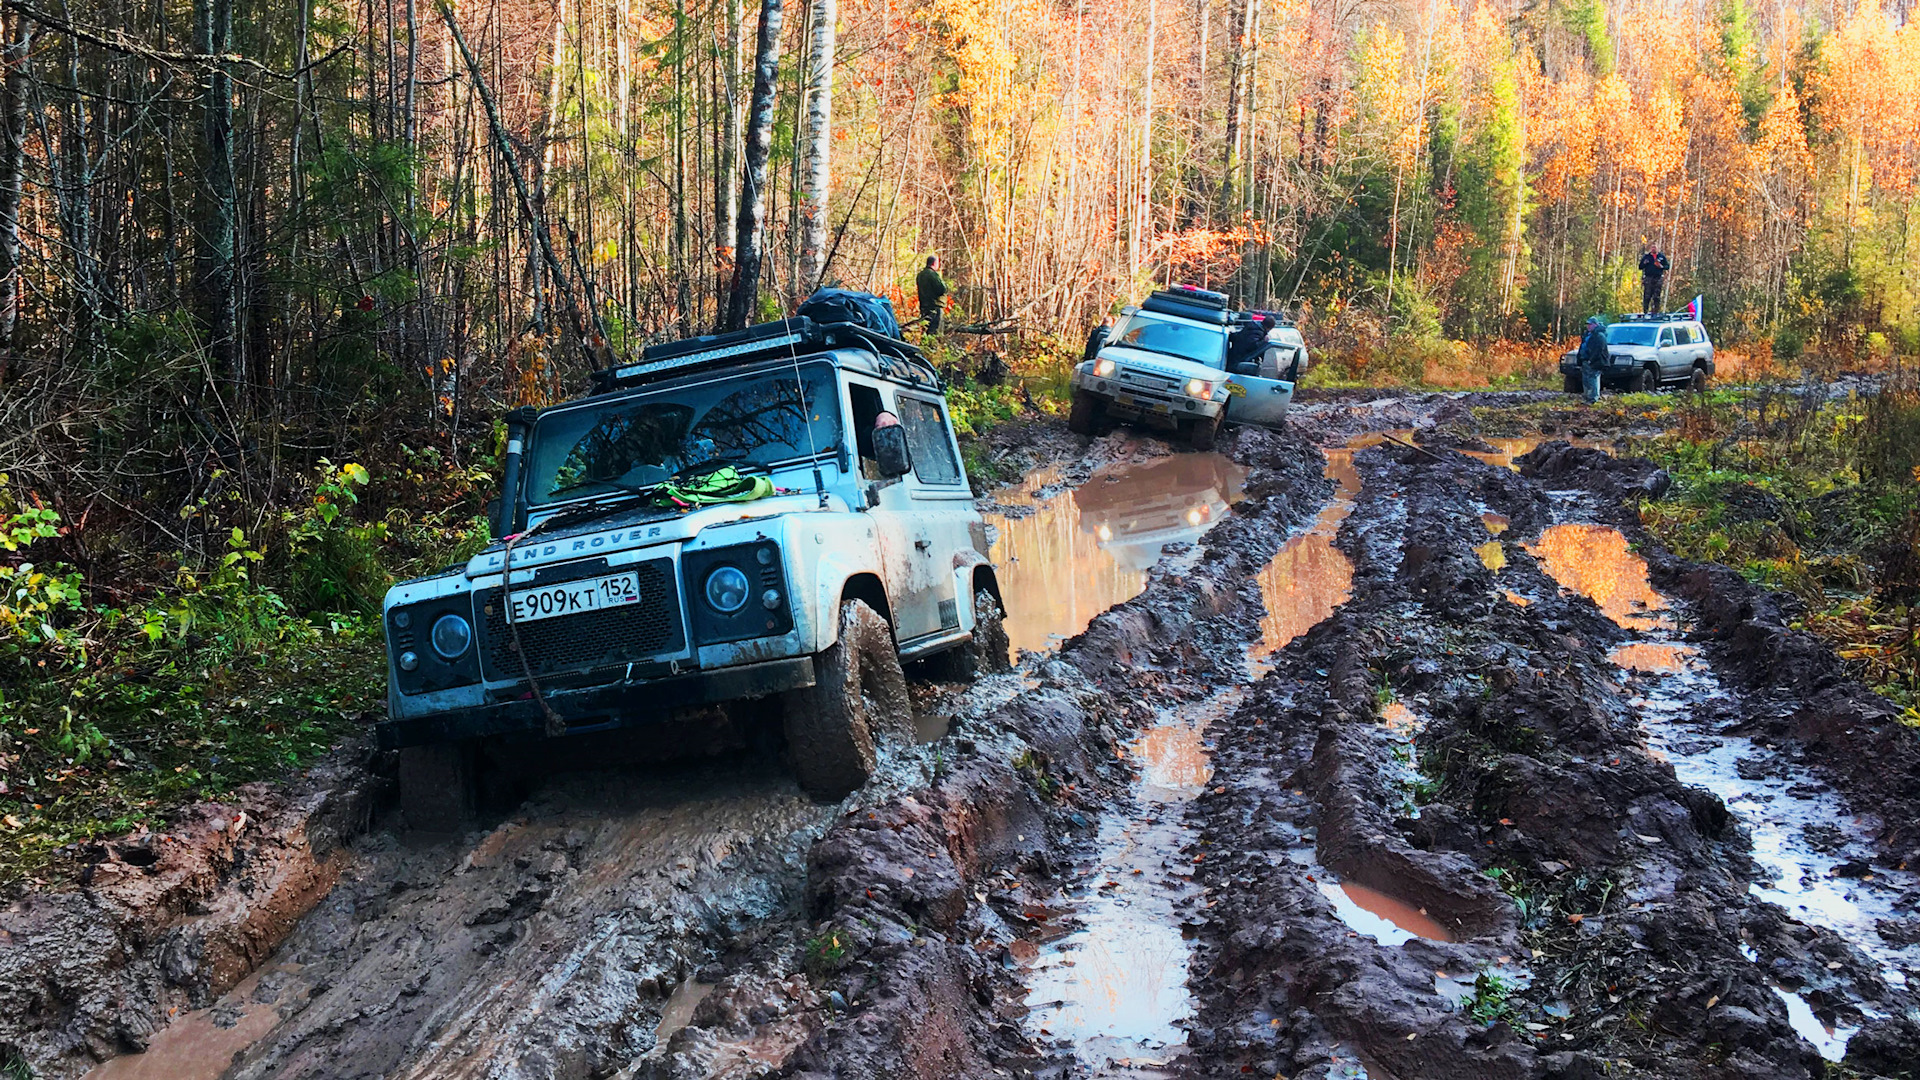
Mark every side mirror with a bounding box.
[873,424,913,478]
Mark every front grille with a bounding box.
[479,558,684,679]
[1119,369,1180,393]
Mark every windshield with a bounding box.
[1606,325,1659,346]
[1109,313,1225,368]
[525,363,842,504]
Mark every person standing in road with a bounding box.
[916,255,949,333]
[1577,316,1609,405]
[1638,243,1670,314]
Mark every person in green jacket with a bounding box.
[916,256,949,333]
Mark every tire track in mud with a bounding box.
[1184,434,1920,1080]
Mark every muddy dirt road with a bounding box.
[5,390,1918,1080]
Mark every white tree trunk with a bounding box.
[800,0,835,294]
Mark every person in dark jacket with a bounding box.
[1083,318,1112,364]
[1577,316,1609,404]
[1227,314,1273,373]
[916,256,949,333]
[1638,243,1669,314]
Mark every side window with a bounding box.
[1659,328,1675,347]
[897,396,962,485]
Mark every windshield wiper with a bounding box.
[546,477,662,499]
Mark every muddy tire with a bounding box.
[1689,366,1709,393]
[1188,412,1221,451]
[1067,390,1106,436]
[1563,371,1582,394]
[398,742,476,833]
[921,589,1012,682]
[783,599,911,800]
[1634,365,1658,393]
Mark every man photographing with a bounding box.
[1639,243,1670,314]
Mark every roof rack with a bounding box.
[1616,311,1694,323]
[1142,285,1232,325]
[587,315,942,396]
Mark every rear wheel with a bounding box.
[1563,371,1582,394]
[1067,390,1106,436]
[1689,366,1709,393]
[398,742,476,833]
[783,599,911,800]
[1634,366,1658,393]
[1187,412,1221,451]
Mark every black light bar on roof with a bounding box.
[612,330,808,380]
[590,318,826,393]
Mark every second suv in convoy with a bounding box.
[1559,313,1716,393]
[1069,286,1298,449]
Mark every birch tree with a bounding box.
[724,0,783,330]
[799,0,835,294]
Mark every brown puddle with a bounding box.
[1525,524,1672,631]
[1460,435,1611,471]
[1246,434,1396,663]
[654,978,716,1047]
[1608,641,1695,673]
[84,965,308,1080]
[985,454,1247,655]
[1130,723,1213,793]
[1318,880,1454,944]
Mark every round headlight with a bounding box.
[393,610,411,630]
[1186,378,1213,398]
[430,614,473,659]
[1093,357,1116,378]
[398,650,419,672]
[705,566,750,613]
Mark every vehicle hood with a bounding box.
[1096,345,1220,380]
[1607,344,1656,361]
[465,492,845,579]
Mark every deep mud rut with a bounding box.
[5,391,1919,1080]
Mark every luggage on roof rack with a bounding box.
[1141,285,1232,325]
[797,288,902,339]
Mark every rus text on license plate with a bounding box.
[508,571,642,623]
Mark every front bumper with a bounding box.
[1071,370,1224,421]
[375,656,816,749]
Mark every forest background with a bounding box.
[0,0,1916,883]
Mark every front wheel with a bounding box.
[1634,366,1658,394]
[1689,366,1709,393]
[1563,371,1582,394]
[1187,412,1222,451]
[398,742,476,833]
[782,599,911,800]
[1067,390,1107,436]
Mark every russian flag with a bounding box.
[1685,295,1702,320]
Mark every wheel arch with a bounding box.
[971,564,1003,609]
[837,572,893,632]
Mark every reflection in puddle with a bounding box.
[1770,985,1861,1062]
[985,454,1247,655]
[1131,724,1213,794]
[1526,524,1671,630]
[1318,880,1453,945]
[1474,541,1507,572]
[1460,435,1610,471]
[1607,642,1695,673]
[1503,590,1531,607]
[1247,435,1389,663]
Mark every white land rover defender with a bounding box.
[1068,286,1299,449]
[380,302,1009,826]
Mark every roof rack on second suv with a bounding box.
[1616,311,1695,323]
[1141,285,1232,325]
